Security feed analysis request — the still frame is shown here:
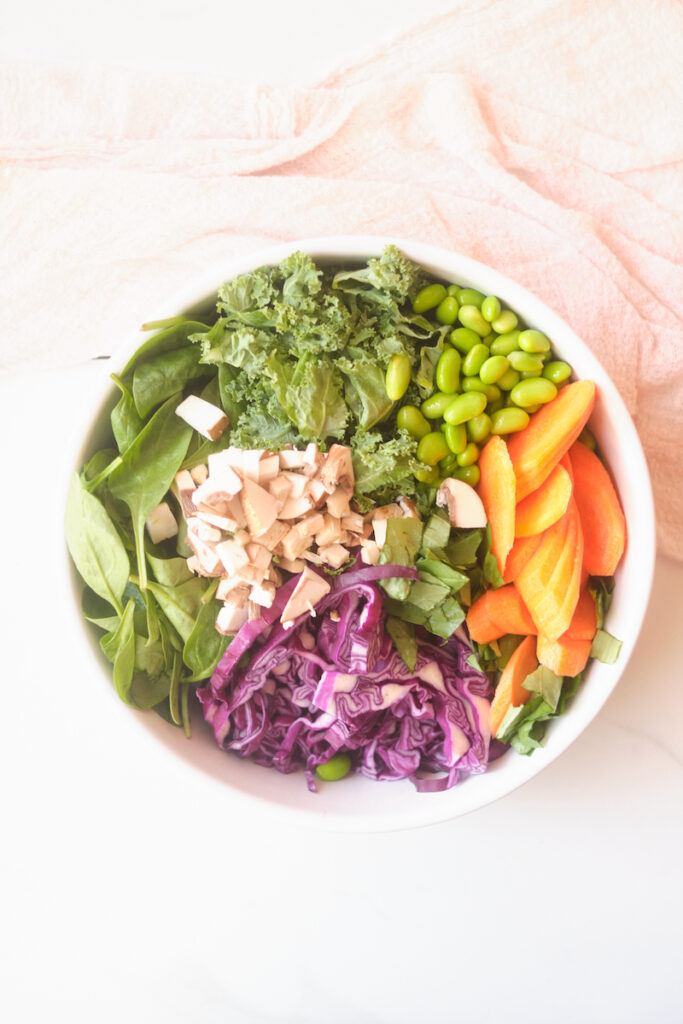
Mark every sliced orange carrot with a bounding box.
[489,635,538,736]
[516,498,582,642]
[515,461,572,537]
[537,633,591,677]
[507,380,596,501]
[466,596,503,645]
[569,440,626,576]
[477,435,516,575]
[562,586,597,641]
[466,585,536,643]
[503,534,541,584]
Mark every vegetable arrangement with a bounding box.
[65,246,626,788]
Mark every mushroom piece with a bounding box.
[175,395,229,441]
[145,502,178,543]
[436,478,487,528]
[280,566,331,629]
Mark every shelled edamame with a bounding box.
[398,282,577,485]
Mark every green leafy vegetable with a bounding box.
[379,518,424,600]
[65,473,130,616]
[109,393,192,590]
[132,346,206,418]
[386,616,418,671]
[522,665,564,712]
[590,629,623,664]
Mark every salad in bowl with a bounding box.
[64,239,653,825]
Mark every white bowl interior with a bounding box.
[61,236,656,831]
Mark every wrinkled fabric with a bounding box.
[1,0,681,553]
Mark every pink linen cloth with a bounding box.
[1,1,681,556]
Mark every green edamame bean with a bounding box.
[457,442,480,467]
[439,452,460,475]
[462,378,501,401]
[479,355,510,385]
[444,422,467,454]
[543,360,572,384]
[417,430,450,466]
[578,427,597,451]
[508,350,544,373]
[450,327,481,353]
[487,396,504,415]
[490,407,530,435]
[435,296,460,325]
[414,466,441,484]
[316,753,351,782]
[491,310,518,334]
[443,392,487,425]
[490,331,521,356]
[518,329,550,353]
[435,348,461,393]
[458,305,490,337]
[421,391,455,419]
[480,331,497,347]
[413,283,447,313]
[520,369,542,379]
[481,296,501,323]
[385,353,411,400]
[456,288,485,308]
[497,367,521,391]
[467,413,492,444]
[397,404,430,439]
[509,378,558,408]
[524,404,541,414]
[453,465,480,486]
[462,343,490,377]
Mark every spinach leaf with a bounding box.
[100,599,136,702]
[147,553,193,587]
[81,587,120,632]
[111,378,145,455]
[427,597,465,639]
[109,393,192,590]
[142,576,208,643]
[132,345,206,418]
[379,517,423,600]
[65,472,129,615]
[183,598,230,681]
[120,321,211,379]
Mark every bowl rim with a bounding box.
[59,234,657,832]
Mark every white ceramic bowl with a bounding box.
[62,236,656,831]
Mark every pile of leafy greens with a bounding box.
[64,247,449,728]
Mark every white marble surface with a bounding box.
[3,3,683,1021]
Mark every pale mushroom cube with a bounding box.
[145,502,178,544]
[280,566,331,629]
[326,487,352,518]
[176,395,229,441]
[189,463,208,486]
[246,542,273,571]
[360,540,381,565]
[269,474,293,503]
[249,580,277,608]
[278,449,307,470]
[240,477,280,537]
[279,494,316,520]
[319,445,354,493]
[318,543,350,570]
[277,556,306,574]
[216,538,249,575]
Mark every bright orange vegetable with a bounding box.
[515,461,572,537]
[502,535,541,584]
[562,586,598,641]
[477,436,516,575]
[466,585,536,643]
[537,633,591,677]
[516,498,583,641]
[489,635,538,736]
[507,380,596,501]
[569,440,626,576]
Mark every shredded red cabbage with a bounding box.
[198,566,492,792]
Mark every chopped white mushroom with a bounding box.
[309,479,328,505]
[279,494,316,520]
[248,601,262,622]
[216,575,247,600]
[145,502,178,543]
[280,526,313,562]
[302,443,323,477]
[279,472,309,499]
[341,512,365,534]
[172,469,198,520]
[278,449,308,470]
[318,543,349,569]
[372,518,389,548]
[436,478,487,528]
[250,580,277,607]
[190,463,208,486]
[319,444,354,493]
[277,556,305,573]
[187,516,222,544]
[269,475,292,503]
[326,487,352,518]
[175,395,229,441]
[185,534,223,575]
[194,510,239,533]
[216,599,249,636]
[240,477,280,537]
[257,455,280,485]
[208,448,244,476]
[315,515,344,547]
[241,449,266,483]
[254,520,288,551]
[280,566,331,629]
[294,512,325,538]
[360,540,381,565]
[397,496,420,520]
[192,466,242,508]
[303,550,324,565]
[216,538,249,575]
[246,542,273,571]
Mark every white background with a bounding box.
[2,3,682,1022]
